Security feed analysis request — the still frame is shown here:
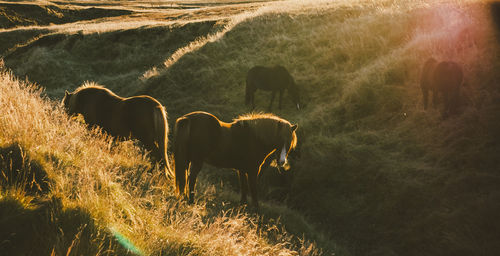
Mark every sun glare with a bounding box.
[410,1,491,67]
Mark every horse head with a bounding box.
[61,90,75,115]
[288,83,301,110]
[274,122,298,168]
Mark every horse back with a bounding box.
[74,88,122,133]
[121,96,163,118]
[247,65,292,91]
[175,112,222,157]
[175,112,249,168]
[120,96,165,138]
[433,61,463,91]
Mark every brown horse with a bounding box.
[420,57,464,116]
[245,65,301,111]
[62,83,171,172]
[173,111,298,208]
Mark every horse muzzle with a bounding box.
[278,145,288,166]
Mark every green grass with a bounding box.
[2,0,500,255]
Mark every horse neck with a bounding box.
[251,124,281,151]
[109,94,124,104]
[219,121,234,147]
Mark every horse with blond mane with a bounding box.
[173,111,298,208]
[62,84,171,172]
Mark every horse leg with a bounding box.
[174,116,191,199]
[268,91,276,111]
[175,159,189,199]
[421,86,429,110]
[148,140,163,165]
[187,160,203,204]
[149,143,169,174]
[246,80,256,109]
[247,170,259,209]
[238,170,248,204]
[450,85,460,115]
[443,91,451,118]
[139,135,163,166]
[251,91,256,110]
[278,90,283,110]
[432,89,439,109]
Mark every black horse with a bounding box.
[245,65,301,110]
[420,58,463,117]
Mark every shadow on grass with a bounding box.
[0,143,51,195]
[0,196,137,255]
[0,143,140,255]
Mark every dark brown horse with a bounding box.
[62,84,171,172]
[245,65,301,111]
[173,111,298,208]
[420,57,463,116]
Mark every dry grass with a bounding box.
[0,60,322,255]
[140,0,500,255]
[2,0,500,255]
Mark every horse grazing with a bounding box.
[420,57,464,116]
[173,111,298,208]
[62,84,171,172]
[245,65,301,111]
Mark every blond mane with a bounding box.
[234,113,297,149]
[234,112,288,123]
[73,82,119,98]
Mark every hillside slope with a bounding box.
[0,64,323,255]
[1,0,500,255]
[139,0,500,255]
[0,2,131,29]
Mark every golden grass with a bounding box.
[0,60,321,255]
[2,0,500,255]
[137,0,500,254]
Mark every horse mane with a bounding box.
[73,81,120,98]
[234,113,297,149]
[234,112,285,123]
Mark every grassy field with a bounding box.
[1,0,500,255]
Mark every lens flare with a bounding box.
[110,227,144,256]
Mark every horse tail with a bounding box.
[173,116,190,198]
[153,105,172,177]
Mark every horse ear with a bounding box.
[65,90,70,97]
[291,124,298,132]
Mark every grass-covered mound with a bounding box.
[3,20,225,97]
[0,64,323,255]
[0,2,131,29]
[139,0,500,255]
[2,0,500,255]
